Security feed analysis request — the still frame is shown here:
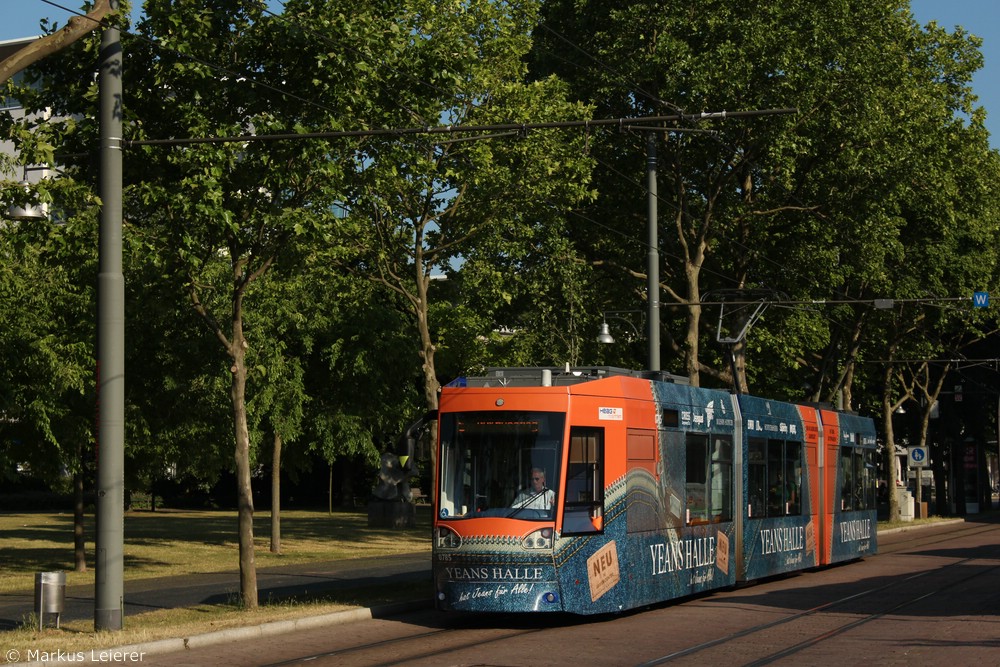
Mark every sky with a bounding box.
[1,0,997,148]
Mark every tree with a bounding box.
[336,0,594,422]
[296,255,422,506]
[10,0,392,608]
[531,0,997,410]
[122,248,233,504]
[124,0,375,607]
[0,178,100,571]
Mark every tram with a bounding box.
[427,366,878,615]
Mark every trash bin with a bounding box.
[898,489,914,522]
[34,571,65,629]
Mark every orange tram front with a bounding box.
[431,367,878,615]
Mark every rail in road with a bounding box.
[139,517,1000,667]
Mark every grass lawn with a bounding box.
[0,507,432,662]
[0,507,431,593]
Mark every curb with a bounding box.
[877,517,965,535]
[118,600,430,657]
[23,600,431,665]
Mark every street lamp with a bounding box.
[596,321,615,344]
[596,311,642,345]
[5,166,51,221]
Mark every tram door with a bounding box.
[820,410,878,564]
[562,427,604,534]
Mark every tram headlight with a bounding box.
[522,527,553,550]
[436,525,462,549]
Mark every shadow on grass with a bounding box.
[1,507,432,580]
[120,507,432,542]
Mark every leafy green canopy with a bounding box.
[531,0,999,404]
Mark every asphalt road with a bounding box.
[0,551,431,631]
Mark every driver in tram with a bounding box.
[512,467,555,511]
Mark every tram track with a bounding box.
[741,557,1000,666]
[257,616,546,667]
[637,520,1000,666]
[257,627,449,667]
[878,521,998,554]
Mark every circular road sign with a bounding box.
[907,446,928,467]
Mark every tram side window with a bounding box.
[748,438,767,518]
[840,445,860,510]
[784,442,801,515]
[766,439,802,517]
[711,436,733,521]
[862,446,876,510]
[840,439,875,511]
[563,427,604,534]
[685,434,732,524]
[840,446,853,510]
[853,445,866,510]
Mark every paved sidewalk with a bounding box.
[0,551,431,632]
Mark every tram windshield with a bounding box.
[437,411,564,520]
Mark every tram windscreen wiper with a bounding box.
[507,488,550,518]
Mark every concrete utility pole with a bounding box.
[645,132,660,372]
[94,0,124,632]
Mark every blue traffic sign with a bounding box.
[908,446,927,467]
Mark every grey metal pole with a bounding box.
[95,1,124,632]
[646,133,660,372]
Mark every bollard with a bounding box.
[34,571,66,630]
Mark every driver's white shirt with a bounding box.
[512,487,554,510]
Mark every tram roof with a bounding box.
[449,366,689,388]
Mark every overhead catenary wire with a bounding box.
[112,103,983,316]
[120,109,797,147]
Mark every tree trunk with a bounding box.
[73,439,86,573]
[882,366,901,522]
[416,299,441,411]
[826,313,865,410]
[270,432,281,554]
[0,0,112,84]
[413,266,441,477]
[683,264,703,387]
[230,329,258,609]
[730,339,749,394]
[841,317,863,410]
